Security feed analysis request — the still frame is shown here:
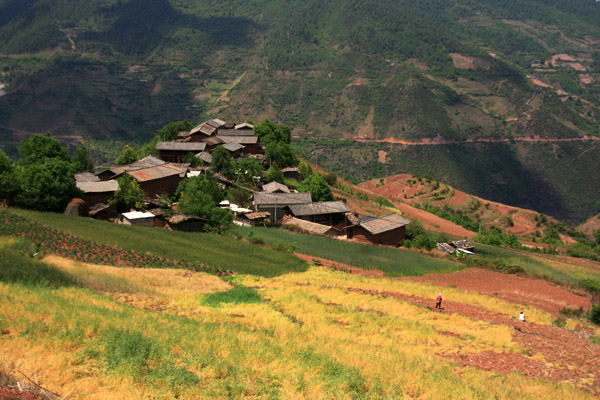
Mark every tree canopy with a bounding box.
[158,120,194,141]
[18,133,69,165]
[16,158,81,211]
[0,149,19,203]
[116,145,139,165]
[265,162,284,183]
[176,176,232,232]
[73,144,95,173]
[298,173,334,202]
[210,146,233,175]
[109,175,146,212]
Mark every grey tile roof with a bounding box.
[222,142,245,152]
[283,216,334,235]
[220,136,258,145]
[253,192,312,206]
[75,172,100,182]
[217,129,256,136]
[359,213,410,235]
[76,180,119,193]
[287,201,348,217]
[195,151,212,163]
[156,142,207,152]
[262,181,290,193]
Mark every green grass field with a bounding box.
[8,208,306,277]
[232,226,461,277]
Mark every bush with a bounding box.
[552,317,566,328]
[202,286,262,306]
[591,305,600,326]
[559,307,584,318]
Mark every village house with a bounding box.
[156,142,207,162]
[235,211,271,227]
[252,192,312,223]
[125,163,185,198]
[97,155,166,181]
[167,214,208,232]
[261,181,291,193]
[281,167,300,180]
[76,179,119,208]
[235,122,254,130]
[118,211,155,227]
[222,142,245,158]
[345,213,410,246]
[281,215,337,236]
[286,200,348,228]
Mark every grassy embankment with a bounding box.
[232,225,461,277]
[0,236,596,399]
[7,208,306,277]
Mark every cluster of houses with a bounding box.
[157,119,262,163]
[72,118,411,247]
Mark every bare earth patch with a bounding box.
[404,267,591,314]
[377,150,387,163]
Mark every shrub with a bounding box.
[202,286,262,306]
[591,305,600,326]
[559,307,584,318]
[552,317,566,328]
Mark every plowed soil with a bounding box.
[0,387,41,400]
[404,267,591,314]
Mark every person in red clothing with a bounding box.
[435,293,442,309]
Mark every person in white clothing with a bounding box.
[519,311,525,322]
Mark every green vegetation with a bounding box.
[109,175,146,212]
[232,226,460,277]
[176,176,232,232]
[0,246,74,288]
[202,286,263,306]
[7,208,307,277]
[298,173,334,202]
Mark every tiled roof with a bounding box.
[359,213,410,235]
[283,216,334,235]
[253,192,312,206]
[75,172,100,182]
[287,201,348,217]
[262,181,290,193]
[195,151,212,164]
[220,135,258,145]
[235,122,254,130]
[76,180,119,193]
[156,142,206,152]
[217,129,256,136]
[126,163,184,182]
[222,142,245,152]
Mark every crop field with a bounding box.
[1,213,599,399]
[232,226,460,277]
[5,209,306,277]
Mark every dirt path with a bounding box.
[404,267,591,314]
[353,135,600,146]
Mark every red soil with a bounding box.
[336,284,600,396]
[404,267,591,314]
[0,387,41,400]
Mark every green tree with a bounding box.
[139,135,160,158]
[73,144,95,173]
[0,149,20,203]
[265,142,297,168]
[16,158,80,211]
[255,119,291,145]
[109,175,146,212]
[116,145,138,165]
[158,120,194,141]
[298,173,334,202]
[177,176,231,232]
[235,158,263,185]
[210,146,232,175]
[298,159,313,180]
[265,162,284,183]
[18,133,69,165]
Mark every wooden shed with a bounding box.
[346,213,410,246]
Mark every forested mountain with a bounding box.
[0,0,599,222]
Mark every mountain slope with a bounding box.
[0,0,599,221]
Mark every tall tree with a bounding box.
[116,145,138,165]
[109,175,146,212]
[265,162,284,183]
[18,133,69,165]
[210,146,233,175]
[16,158,80,211]
[158,120,194,141]
[73,144,95,173]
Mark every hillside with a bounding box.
[1,208,600,398]
[0,0,599,221]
